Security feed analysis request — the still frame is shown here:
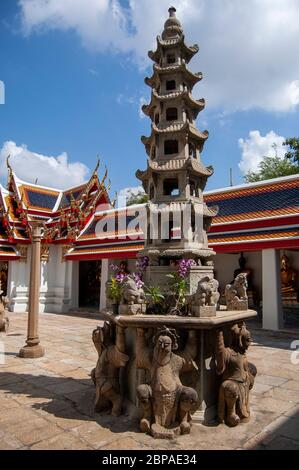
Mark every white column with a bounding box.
[100,258,109,310]
[262,249,283,330]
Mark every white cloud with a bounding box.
[116,93,136,105]
[18,0,299,112]
[238,130,286,174]
[0,140,89,189]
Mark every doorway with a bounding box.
[79,260,101,309]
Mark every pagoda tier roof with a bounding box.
[141,122,209,153]
[148,36,199,64]
[136,157,213,180]
[142,89,205,118]
[145,63,203,88]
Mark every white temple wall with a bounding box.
[8,245,76,314]
[42,245,72,313]
[8,247,31,312]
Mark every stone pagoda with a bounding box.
[98,7,257,439]
[136,6,218,309]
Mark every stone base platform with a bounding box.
[101,308,257,425]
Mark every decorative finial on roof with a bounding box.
[163,6,182,39]
[100,165,108,187]
[107,179,112,191]
[6,154,13,189]
[168,6,176,16]
[94,155,100,174]
[111,191,118,208]
[6,154,12,173]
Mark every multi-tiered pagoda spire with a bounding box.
[137,6,217,263]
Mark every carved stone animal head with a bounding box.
[231,322,251,353]
[234,273,248,289]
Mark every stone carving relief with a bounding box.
[91,322,129,416]
[119,275,146,315]
[215,323,257,427]
[225,273,248,311]
[136,326,198,439]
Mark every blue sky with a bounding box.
[1,0,299,198]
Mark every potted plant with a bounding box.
[107,276,123,314]
[146,286,165,314]
[167,259,196,316]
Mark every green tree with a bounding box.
[283,137,299,165]
[126,189,148,206]
[244,140,299,183]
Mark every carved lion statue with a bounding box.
[121,276,146,305]
[194,276,220,307]
[225,273,248,306]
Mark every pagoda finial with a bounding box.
[168,6,176,16]
[163,6,182,39]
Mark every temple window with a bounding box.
[190,180,197,197]
[164,139,178,155]
[166,80,176,91]
[167,53,176,64]
[166,107,178,121]
[151,146,156,159]
[189,143,197,158]
[163,178,180,196]
[154,113,159,125]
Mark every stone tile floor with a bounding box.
[0,312,299,450]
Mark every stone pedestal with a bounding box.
[119,303,147,315]
[144,265,214,296]
[101,308,257,425]
[192,305,216,317]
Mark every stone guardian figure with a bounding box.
[136,326,198,439]
[91,322,129,416]
[215,323,257,427]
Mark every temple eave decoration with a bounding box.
[0,158,111,257]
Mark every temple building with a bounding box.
[2,164,298,331]
[0,158,111,312]
[1,10,299,330]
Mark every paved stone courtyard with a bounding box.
[0,312,299,450]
